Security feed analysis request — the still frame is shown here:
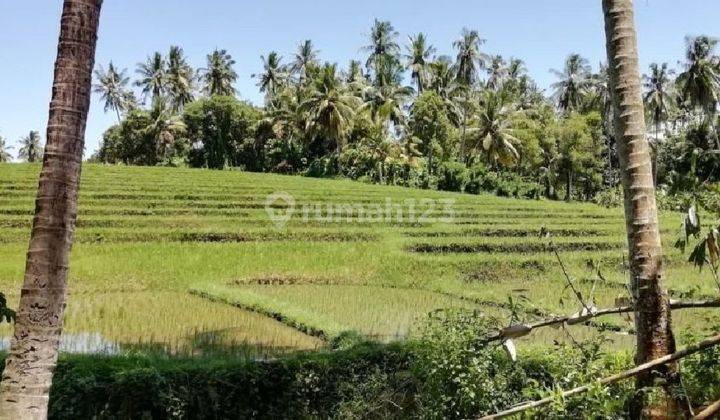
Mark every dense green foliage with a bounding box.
[0,28,712,203]
[38,312,720,419]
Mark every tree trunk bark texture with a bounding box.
[0,1,102,419]
[601,0,678,417]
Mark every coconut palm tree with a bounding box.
[453,28,487,86]
[291,40,319,85]
[360,84,413,134]
[471,87,521,168]
[550,54,592,113]
[254,52,287,101]
[200,49,238,96]
[300,63,359,166]
[644,63,675,181]
[602,0,678,417]
[486,55,508,90]
[143,98,187,163]
[346,60,365,85]
[0,136,12,163]
[644,63,674,135]
[135,52,167,102]
[17,131,43,163]
[507,58,527,82]
[405,33,435,93]
[0,1,102,417]
[428,57,462,122]
[93,62,132,122]
[677,36,720,119]
[363,19,401,88]
[166,45,195,111]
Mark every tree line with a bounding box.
[4,23,718,202]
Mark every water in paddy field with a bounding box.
[0,291,325,358]
[0,332,121,355]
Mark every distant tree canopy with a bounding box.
[88,27,720,202]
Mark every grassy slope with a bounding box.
[0,163,715,354]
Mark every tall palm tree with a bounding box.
[291,40,319,85]
[143,98,187,163]
[644,63,674,137]
[254,52,287,101]
[0,1,102,418]
[200,49,238,96]
[93,62,132,122]
[405,33,435,93]
[453,28,487,86]
[17,131,43,163]
[166,45,195,111]
[300,64,359,165]
[486,55,508,90]
[346,60,365,85]
[360,84,413,134]
[602,1,678,417]
[643,63,675,182]
[677,35,720,118]
[507,58,527,81]
[550,54,592,113]
[363,19,401,88]
[0,136,12,163]
[135,52,167,102]
[471,87,521,168]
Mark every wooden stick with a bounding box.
[482,299,720,344]
[479,333,720,419]
[694,399,720,420]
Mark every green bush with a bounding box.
[7,315,717,419]
[436,161,469,192]
[464,164,489,194]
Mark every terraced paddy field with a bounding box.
[0,163,716,356]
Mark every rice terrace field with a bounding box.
[0,163,716,357]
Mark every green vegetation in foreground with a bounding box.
[0,163,716,356]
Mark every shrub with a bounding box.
[465,164,490,194]
[436,161,469,192]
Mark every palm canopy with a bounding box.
[300,63,360,155]
[17,131,43,163]
[167,46,196,111]
[507,58,527,81]
[135,52,166,101]
[427,56,463,126]
[453,28,487,86]
[550,53,592,113]
[486,55,508,90]
[93,62,133,121]
[254,51,288,100]
[471,87,522,167]
[201,49,238,96]
[643,63,675,129]
[360,84,413,130]
[405,33,436,93]
[363,19,402,88]
[0,136,12,163]
[677,35,720,115]
[143,97,187,162]
[292,40,320,83]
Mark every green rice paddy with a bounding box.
[0,163,715,356]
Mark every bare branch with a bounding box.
[479,333,720,419]
[694,399,720,420]
[482,299,720,344]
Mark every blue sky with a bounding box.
[0,0,718,158]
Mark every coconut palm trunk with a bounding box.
[0,1,102,418]
[601,0,679,417]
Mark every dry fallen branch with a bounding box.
[694,399,720,420]
[479,333,720,419]
[482,299,720,344]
